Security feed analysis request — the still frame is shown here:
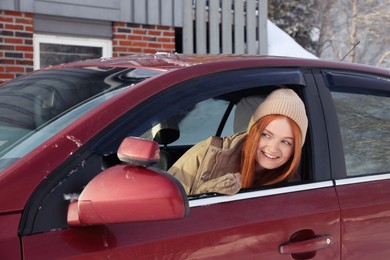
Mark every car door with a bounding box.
[316,70,390,259]
[20,67,341,259]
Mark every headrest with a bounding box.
[234,95,265,133]
[152,119,180,145]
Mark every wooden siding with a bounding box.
[1,0,183,27]
[34,14,112,39]
[183,0,268,55]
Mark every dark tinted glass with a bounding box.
[332,90,389,176]
[40,43,102,68]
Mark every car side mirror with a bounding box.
[67,137,189,226]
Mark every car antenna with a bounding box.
[340,40,360,61]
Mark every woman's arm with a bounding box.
[168,138,211,195]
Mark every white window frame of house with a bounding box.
[33,34,112,70]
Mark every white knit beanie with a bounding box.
[248,88,308,145]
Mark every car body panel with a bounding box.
[52,54,390,77]
[335,178,390,259]
[0,213,22,260]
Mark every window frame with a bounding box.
[33,34,112,70]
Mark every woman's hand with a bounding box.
[195,173,241,195]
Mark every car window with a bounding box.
[331,90,389,176]
[140,98,235,146]
[171,98,235,146]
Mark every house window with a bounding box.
[33,34,112,70]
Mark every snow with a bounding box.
[267,20,318,59]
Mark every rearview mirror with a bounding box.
[67,137,189,226]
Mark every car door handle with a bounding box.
[279,234,332,254]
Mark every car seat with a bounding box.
[152,119,180,171]
[234,95,265,133]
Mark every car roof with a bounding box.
[50,53,389,77]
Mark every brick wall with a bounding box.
[113,23,176,57]
[0,10,34,84]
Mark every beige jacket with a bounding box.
[168,132,247,195]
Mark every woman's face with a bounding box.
[255,117,294,171]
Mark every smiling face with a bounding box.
[255,117,295,171]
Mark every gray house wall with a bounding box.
[1,0,183,27]
[34,14,112,39]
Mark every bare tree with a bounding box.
[268,0,317,54]
[270,0,389,68]
[315,0,389,67]
[348,0,357,62]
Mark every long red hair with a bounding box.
[240,115,303,188]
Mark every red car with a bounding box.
[0,54,389,259]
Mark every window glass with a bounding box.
[0,67,161,172]
[39,43,102,68]
[331,91,389,176]
[172,98,234,145]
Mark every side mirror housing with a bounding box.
[117,136,160,166]
[67,137,188,226]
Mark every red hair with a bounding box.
[240,115,303,188]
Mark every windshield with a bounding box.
[0,66,165,171]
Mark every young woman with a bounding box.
[168,88,308,195]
